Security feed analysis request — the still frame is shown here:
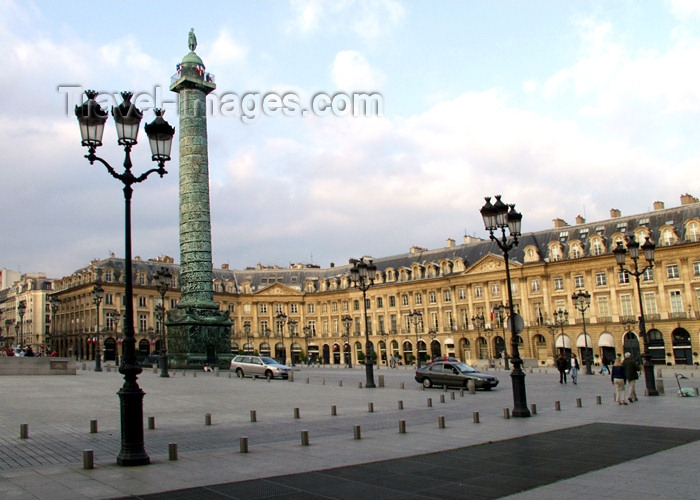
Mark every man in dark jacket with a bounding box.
[622,352,640,402]
[556,353,570,384]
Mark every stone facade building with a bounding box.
[49,195,700,368]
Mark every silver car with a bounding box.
[230,355,292,380]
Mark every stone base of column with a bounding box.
[166,307,232,369]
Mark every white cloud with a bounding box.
[288,0,405,38]
[331,50,384,90]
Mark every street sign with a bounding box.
[508,313,524,334]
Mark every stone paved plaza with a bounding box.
[1,363,699,498]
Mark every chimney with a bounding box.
[575,215,585,225]
[330,262,335,268]
[446,238,455,248]
[610,209,621,218]
[221,263,229,270]
[680,193,699,205]
[552,218,569,228]
[653,201,665,211]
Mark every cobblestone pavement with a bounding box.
[1,363,698,499]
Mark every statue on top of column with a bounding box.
[188,28,197,52]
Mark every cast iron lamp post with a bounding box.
[92,284,104,372]
[75,90,175,466]
[613,236,658,396]
[287,319,298,365]
[493,304,510,369]
[553,308,569,356]
[572,290,593,375]
[349,257,377,388]
[154,267,171,377]
[275,311,287,338]
[342,315,352,368]
[17,300,27,347]
[547,324,558,359]
[480,195,530,417]
[303,325,312,363]
[243,321,252,354]
[50,296,60,354]
[409,310,423,367]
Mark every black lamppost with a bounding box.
[349,257,377,388]
[303,325,312,364]
[0,310,4,349]
[409,310,423,367]
[243,321,252,354]
[154,267,171,378]
[17,300,26,347]
[547,324,558,360]
[613,236,658,396]
[572,290,593,375]
[92,284,104,372]
[75,90,175,466]
[50,296,60,354]
[275,311,287,338]
[553,308,569,355]
[480,195,530,417]
[493,304,510,369]
[342,315,352,368]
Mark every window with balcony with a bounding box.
[618,270,630,284]
[402,294,409,306]
[260,303,267,314]
[531,279,541,293]
[474,286,482,299]
[443,290,452,302]
[415,293,422,305]
[429,292,437,304]
[553,277,564,291]
[574,275,585,289]
[670,290,684,315]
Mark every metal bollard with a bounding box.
[468,379,476,394]
[339,380,343,387]
[239,437,249,453]
[193,371,196,377]
[306,377,310,384]
[354,425,361,440]
[169,443,178,460]
[288,371,294,382]
[427,398,432,407]
[83,450,94,470]
[440,394,445,403]
[695,387,699,396]
[300,430,309,446]
[531,403,537,415]
[358,382,363,389]
[503,408,510,419]
[400,382,405,389]
[555,401,561,411]
[215,367,219,377]
[576,398,582,408]
[148,416,155,430]
[294,408,300,419]
[153,365,157,373]
[322,379,325,385]
[438,415,445,428]
[596,395,602,405]
[20,423,29,439]
[398,400,404,410]
[451,392,456,400]
[229,372,232,378]
[368,402,374,413]
[399,419,406,434]
[378,375,384,387]
[473,411,480,423]
[90,419,98,434]
[656,380,665,395]
[250,410,257,423]
[331,405,337,416]
[460,388,464,397]
[205,413,212,425]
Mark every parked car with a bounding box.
[230,355,292,380]
[414,361,499,390]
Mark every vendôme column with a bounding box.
[167,30,232,368]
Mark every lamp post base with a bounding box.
[510,363,531,418]
[116,383,150,466]
[642,353,659,396]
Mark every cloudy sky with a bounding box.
[3,0,700,279]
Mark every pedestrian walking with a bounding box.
[611,358,627,405]
[556,352,570,384]
[622,352,640,403]
[570,353,580,384]
[599,354,610,374]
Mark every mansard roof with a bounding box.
[61,200,700,293]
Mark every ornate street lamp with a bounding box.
[349,257,377,388]
[493,304,510,369]
[92,284,104,372]
[409,310,423,367]
[552,308,569,357]
[243,321,252,354]
[480,195,530,417]
[17,300,26,348]
[572,290,593,375]
[341,315,352,368]
[50,296,60,354]
[303,325,312,364]
[613,235,658,396]
[154,267,171,378]
[275,311,287,337]
[75,90,175,466]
